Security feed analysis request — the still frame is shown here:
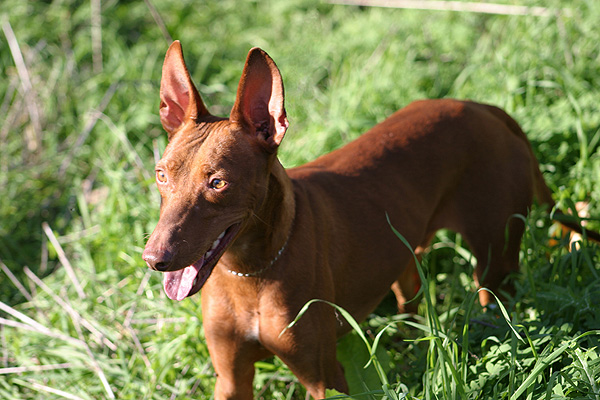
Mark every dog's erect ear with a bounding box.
[230,48,289,151]
[160,41,210,138]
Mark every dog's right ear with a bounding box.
[160,41,210,138]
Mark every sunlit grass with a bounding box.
[1,0,599,398]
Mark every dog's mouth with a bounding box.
[163,223,241,301]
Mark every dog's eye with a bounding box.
[209,178,227,190]
[156,169,167,184]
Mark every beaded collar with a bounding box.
[227,226,292,278]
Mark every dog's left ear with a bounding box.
[230,48,289,151]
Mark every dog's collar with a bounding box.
[227,226,292,278]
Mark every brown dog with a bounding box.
[142,41,586,399]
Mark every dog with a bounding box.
[142,41,596,399]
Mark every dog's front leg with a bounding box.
[265,304,349,399]
[283,354,347,400]
[204,322,272,400]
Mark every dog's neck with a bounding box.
[225,157,295,275]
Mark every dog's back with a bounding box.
[288,99,537,313]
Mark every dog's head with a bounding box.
[142,41,288,300]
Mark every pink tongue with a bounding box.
[163,260,203,301]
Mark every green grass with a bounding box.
[1,0,600,398]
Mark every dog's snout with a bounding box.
[142,248,173,272]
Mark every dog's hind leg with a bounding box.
[391,257,420,314]
[391,233,435,314]
[459,207,527,307]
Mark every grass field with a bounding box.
[1,0,600,398]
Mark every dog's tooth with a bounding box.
[205,231,226,259]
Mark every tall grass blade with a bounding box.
[510,340,572,400]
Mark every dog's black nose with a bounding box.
[142,249,173,271]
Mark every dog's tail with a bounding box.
[485,104,600,243]
[531,170,600,243]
